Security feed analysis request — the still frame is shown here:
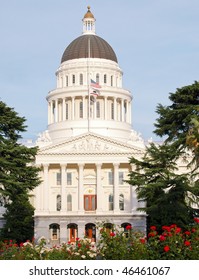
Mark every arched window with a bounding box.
[96,73,99,83]
[85,223,96,242]
[67,223,78,242]
[109,194,114,210]
[56,195,61,211]
[121,223,131,237]
[49,223,60,240]
[67,194,72,211]
[80,74,83,85]
[119,194,124,210]
[79,101,83,118]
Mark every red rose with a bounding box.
[110,232,115,237]
[77,243,81,248]
[184,240,191,246]
[162,226,171,232]
[139,238,146,244]
[159,235,166,241]
[175,227,181,233]
[170,224,177,228]
[194,217,199,223]
[150,226,156,231]
[126,225,132,230]
[184,231,191,236]
[164,245,170,252]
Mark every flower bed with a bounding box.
[0,219,199,260]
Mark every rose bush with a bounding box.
[0,219,198,260]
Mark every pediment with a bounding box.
[38,132,144,155]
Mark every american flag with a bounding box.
[90,79,101,89]
[90,79,101,99]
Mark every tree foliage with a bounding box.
[127,143,198,231]
[0,101,41,242]
[127,81,199,231]
[154,81,199,166]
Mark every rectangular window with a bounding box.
[67,172,72,185]
[80,74,83,85]
[66,75,68,86]
[111,102,114,120]
[108,171,113,185]
[96,101,100,118]
[111,75,113,86]
[56,172,61,185]
[72,74,75,84]
[66,103,69,120]
[79,101,83,118]
[104,74,107,84]
[119,172,124,185]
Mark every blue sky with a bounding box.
[0,0,199,141]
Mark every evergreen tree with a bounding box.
[154,81,199,167]
[0,101,41,242]
[127,143,199,232]
[128,81,199,231]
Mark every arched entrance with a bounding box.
[67,223,78,242]
[49,223,60,242]
[121,222,132,237]
[85,223,96,242]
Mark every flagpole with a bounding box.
[87,37,91,132]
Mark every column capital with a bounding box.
[60,164,67,169]
[78,163,85,168]
[113,163,119,168]
[96,163,102,168]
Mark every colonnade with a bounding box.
[47,96,132,125]
[35,163,139,214]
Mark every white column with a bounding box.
[121,99,124,122]
[130,164,139,213]
[72,97,75,120]
[55,99,58,122]
[78,164,84,213]
[129,101,132,124]
[114,97,117,120]
[50,101,54,124]
[113,163,120,213]
[35,167,42,211]
[131,186,139,213]
[61,164,67,212]
[62,98,66,121]
[104,96,107,120]
[83,96,86,119]
[96,163,102,213]
[43,164,49,211]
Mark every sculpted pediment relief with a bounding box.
[38,133,144,155]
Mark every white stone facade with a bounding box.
[33,7,146,244]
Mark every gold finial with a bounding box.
[84,5,94,19]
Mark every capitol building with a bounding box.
[1,7,147,244]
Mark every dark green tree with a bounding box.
[154,81,199,167]
[0,101,41,242]
[127,142,199,232]
[127,81,199,231]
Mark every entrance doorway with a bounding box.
[85,223,96,242]
[67,223,78,242]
